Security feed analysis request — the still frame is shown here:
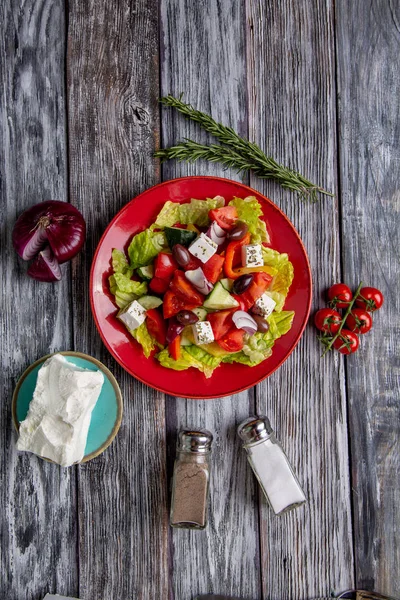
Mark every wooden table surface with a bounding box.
[1,1,399,599]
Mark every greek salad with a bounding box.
[109,196,295,378]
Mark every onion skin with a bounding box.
[206,222,226,246]
[13,201,86,263]
[27,246,62,282]
[185,268,214,295]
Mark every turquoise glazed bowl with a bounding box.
[12,351,123,463]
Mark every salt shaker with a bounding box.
[170,428,213,529]
[237,416,306,515]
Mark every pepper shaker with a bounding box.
[170,428,213,529]
[238,416,306,515]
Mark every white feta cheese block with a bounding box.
[241,244,264,268]
[192,321,215,345]
[188,232,218,263]
[253,293,276,318]
[117,299,146,331]
[43,595,82,600]
[17,354,104,467]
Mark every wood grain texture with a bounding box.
[66,0,168,598]
[246,1,354,597]
[336,0,400,594]
[160,1,262,598]
[0,1,78,599]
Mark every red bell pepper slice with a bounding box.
[154,252,178,280]
[168,335,181,360]
[202,254,225,284]
[209,206,238,230]
[224,233,251,279]
[146,308,167,346]
[149,276,170,295]
[216,328,245,352]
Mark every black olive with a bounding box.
[172,244,190,267]
[233,274,254,295]
[228,221,249,241]
[176,310,199,325]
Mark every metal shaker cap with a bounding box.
[237,416,274,444]
[178,428,213,453]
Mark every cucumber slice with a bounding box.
[220,278,234,292]
[138,295,163,310]
[165,227,197,248]
[203,282,239,310]
[192,307,208,321]
[136,265,154,281]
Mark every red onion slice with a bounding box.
[232,310,258,335]
[185,268,214,295]
[206,221,226,246]
[27,246,62,282]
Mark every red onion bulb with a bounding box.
[27,246,62,282]
[13,201,86,264]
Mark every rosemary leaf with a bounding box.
[158,94,333,202]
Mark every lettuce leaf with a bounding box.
[153,201,181,228]
[115,291,137,309]
[111,248,131,275]
[128,228,167,269]
[156,344,221,378]
[229,196,270,244]
[131,322,159,358]
[112,273,147,296]
[262,247,294,311]
[178,197,224,226]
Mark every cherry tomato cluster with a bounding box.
[314,283,384,355]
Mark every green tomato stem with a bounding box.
[321,281,363,357]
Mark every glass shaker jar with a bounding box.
[237,416,306,515]
[170,428,213,530]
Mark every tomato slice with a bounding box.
[202,254,225,284]
[235,272,273,310]
[168,334,181,360]
[216,328,245,352]
[170,270,203,304]
[163,290,200,319]
[154,252,178,280]
[207,309,235,340]
[209,206,238,230]
[146,308,167,346]
[149,276,170,295]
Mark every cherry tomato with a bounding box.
[355,287,384,312]
[332,330,359,354]
[327,283,353,309]
[345,308,373,334]
[314,308,342,334]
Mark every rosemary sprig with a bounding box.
[156,94,334,203]
[319,282,363,357]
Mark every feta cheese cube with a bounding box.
[117,300,146,331]
[188,233,218,264]
[253,293,276,318]
[241,244,264,268]
[192,321,215,345]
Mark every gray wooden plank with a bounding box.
[0,1,78,599]
[336,0,400,594]
[247,1,355,597]
[66,0,169,598]
[160,1,262,598]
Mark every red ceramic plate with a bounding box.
[90,176,312,399]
